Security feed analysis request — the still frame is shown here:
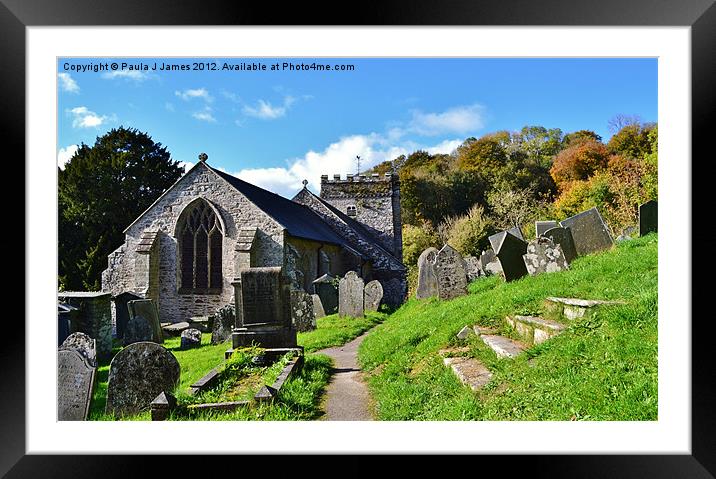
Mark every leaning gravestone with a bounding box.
[464,256,483,282]
[495,232,528,282]
[338,271,364,318]
[312,294,326,319]
[290,289,316,332]
[211,304,235,345]
[105,342,180,417]
[489,226,524,251]
[480,248,502,276]
[542,226,578,264]
[312,274,338,315]
[639,200,658,236]
[180,328,202,349]
[123,314,155,346]
[127,299,163,343]
[434,245,468,300]
[59,332,97,368]
[559,207,614,257]
[522,237,569,276]
[364,280,384,312]
[535,220,559,237]
[416,247,440,299]
[58,349,96,421]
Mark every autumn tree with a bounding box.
[550,138,611,189]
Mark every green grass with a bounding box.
[297,310,387,353]
[358,234,658,421]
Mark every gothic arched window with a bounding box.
[177,199,223,294]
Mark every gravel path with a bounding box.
[317,331,374,421]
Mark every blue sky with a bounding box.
[57,57,657,198]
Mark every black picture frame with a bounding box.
[8,0,714,475]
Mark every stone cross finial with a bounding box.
[198,152,208,162]
[302,179,308,187]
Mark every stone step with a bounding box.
[442,356,493,391]
[480,334,526,359]
[543,297,626,321]
[505,315,566,345]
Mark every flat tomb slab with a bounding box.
[480,335,526,359]
[512,315,566,331]
[443,357,493,391]
[545,297,625,308]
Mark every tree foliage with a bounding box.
[59,127,184,290]
[549,139,611,188]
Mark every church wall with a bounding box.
[284,236,344,292]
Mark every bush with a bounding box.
[402,221,440,267]
[441,204,494,257]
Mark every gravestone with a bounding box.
[123,313,155,346]
[105,342,180,417]
[211,304,235,345]
[616,225,638,242]
[180,328,202,349]
[559,207,613,257]
[495,232,528,282]
[480,249,502,276]
[112,292,140,339]
[542,226,578,264]
[312,274,338,315]
[127,299,163,343]
[522,237,569,276]
[290,289,316,332]
[434,245,468,300]
[535,221,559,237]
[58,349,96,421]
[364,280,384,312]
[464,256,482,282]
[60,332,97,368]
[488,226,524,251]
[416,247,439,299]
[338,271,365,318]
[639,200,658,236]
[312,294,326,319]
[57,303,76,346]
[231,267,297,349]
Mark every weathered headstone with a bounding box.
[535,221,559,237]
[480,249,502,276]
[559,207,613,257]
[364,280,384,312]
[123,313,155,346]
[464,256,483,282]
[210,304,235,345]
[180,328,202,349]
[290,289,316,332]
[311,294,326,319]
[616,225,638,242]
[106,342,180,417]
[112,291,140,339]
[434,244,468,300]
[489,226,524,251]
[416,247,439,299]
[312,274,338,315]
[339,271,365,318]
[495,232,528,282]
[60,332,97,368]
[542,226,578,264]
[522,237,569,276]
[127,299,163,343]
[58,349,96,421]
[639,200,658,236]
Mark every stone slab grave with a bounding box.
[544,296,626,321]
[479,334,526,359]
[488,226,524,252]
[505,315,566,345]
[639,200,658,236]
[180,328,202,349]
[188,316,212,333]
[57,291,112,360]
[415,247,439,299]
[434,244,469,300]
[161,321,190,338]
[290,289,316,332]
[211,304,235,345]
[231,267,297,350]
[480,248,502,276]
[312,274,338,315]
[441,354,493,391]
[58,349,96,421]
[463,256,483,282]
[559,207,613,257]
[542,226,578,264]
[311,294,326,319]
[522,237,569,276]
[535,220,559,237]
[339,271,365,318]
[125,299,163,346]
[106,341,180,417]
[364,280,384,312]
[59,332,97,368]
[495,232,528,282]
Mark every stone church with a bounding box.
[101,154,406,324]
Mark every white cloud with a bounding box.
[192,106,216,123]
[101,70,152,81]
[406,104,486,136]
[175,88,213,102]
[178,161,195,172]
[57,144,78,169]
[67,106,114,128]
[242,95,296,120]
[58,73,79,93]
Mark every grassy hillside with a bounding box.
[358,234,658,421]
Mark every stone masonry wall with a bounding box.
[284,236,344,292]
